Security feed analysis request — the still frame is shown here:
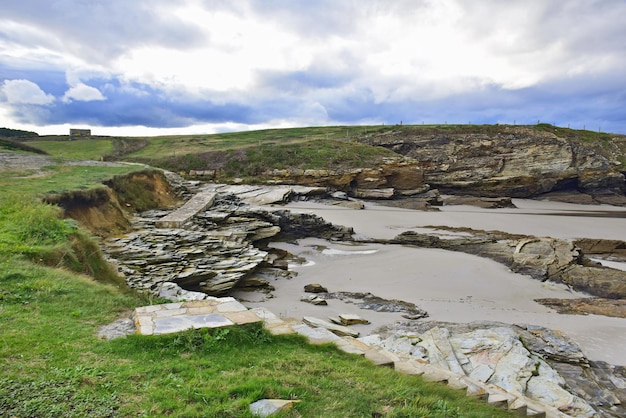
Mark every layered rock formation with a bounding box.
[357,126,626,201]
[103,189,353,296]
[363,321,626,417]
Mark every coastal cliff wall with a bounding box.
[357,126,625,199]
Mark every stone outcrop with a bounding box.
[316,291,429,320]
[357,126,625,200]
[574,238,626,262]
[249,399,300,417]
[364,321,626,417]
[390,227,626,299]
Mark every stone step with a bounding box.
[420,365,452,383]
[334,336,370,355]
[507,398,529,416]
[446,377,468,390]
[291,323,341,344]
[363,348,397,367]
[487,393,510,409]
[463,378,489,401]
[393,358,426,376]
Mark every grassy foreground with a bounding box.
[0,150,515,416]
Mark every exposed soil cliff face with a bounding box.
[45,187,131,236]
[46,169,179,237]
[357,126,625,200]
[104,169,179,212]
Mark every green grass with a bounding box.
[29,138,113,160]
[150,139,399,179]
[0,193,75,257]
[0,137,48,154]
[126,126,388,160]
[0,165,141,197]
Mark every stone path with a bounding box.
[133,298,572,417]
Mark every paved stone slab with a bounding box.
[152,316,194,335]
[135,299,249,335]
[223,310,264,325]
[215,299,248,313]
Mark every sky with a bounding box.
[1,0,625,136]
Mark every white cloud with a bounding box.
[1,79,54,105]
[1,0,626,134]
[62,83,106,103]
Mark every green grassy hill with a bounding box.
[12,123,626,174]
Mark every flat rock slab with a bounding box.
[134,297,260,335]
[155,190,216,228]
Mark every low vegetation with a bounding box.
[0,137,48,154]
[0,144,514,416]
[152,139,399,179]
[0,127,38,138]
[29,138,113,160]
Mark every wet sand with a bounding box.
[237,199,626,365]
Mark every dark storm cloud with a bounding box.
[3,76,256,128]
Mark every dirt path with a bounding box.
[0,152,54,172]
[0,152,138,173]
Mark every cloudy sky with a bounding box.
[1,0,625,136]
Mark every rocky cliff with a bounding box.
[356,125,626,202]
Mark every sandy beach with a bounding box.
[237,199,626,366]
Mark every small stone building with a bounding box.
[69,128,91,137]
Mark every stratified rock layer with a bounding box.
[103,188,353,296]
[358,126,625,199]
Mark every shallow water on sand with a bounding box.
[237,199,626,365]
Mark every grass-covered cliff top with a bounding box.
[18,123,626,173]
